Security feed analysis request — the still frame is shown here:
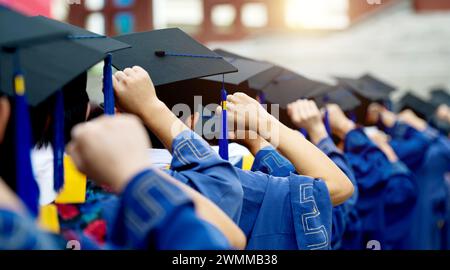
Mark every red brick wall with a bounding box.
[414,0,450,12]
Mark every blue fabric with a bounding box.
[344,128,418,250]
[387,122,436,170]
[251,139,359,250]
[110,169,230,250]
[103,53,115,115]
[387,123,450,250]
[317,137,359,250]
[0,209,61,250]
[237,169,332,250]
[14,78,40,217]
[53,90,65,192]
[219,87,228,160]
[383,162,417,250]
[344,129,390,249]
[168,130,243,223]
[251,146,296,176]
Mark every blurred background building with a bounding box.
[1,0,450,100]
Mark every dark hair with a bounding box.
[0,72,88,190]
[31,71,89,148]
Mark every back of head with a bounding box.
[31,71,89,148]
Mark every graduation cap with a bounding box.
[212,49,255,61]
[0,6,69,49]
[202,50,273,88]
[111,28,237,160]
[335,76,390,102]
[308,85,361,112]
[430,88,450,107]
[26,16,130,194]
[0,9,84,217]
[207,49,282,103]
[0,13,128,215]
[261,74,330,109]
[358,73,396,95]
[396,92,437,121]
[112,28,237,86]
[32,16,132,115]
[262,73,331,129]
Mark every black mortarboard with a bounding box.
[112,28,237,86]
[263,75,331,109]
[112,28,237,160]
[31,16,132,115]
[0,7,94,218]
[335,76,390,102]
[396,92,437,121]
[0,6,68,49]
[203,50,273,87]
[358,73,396,95]
[430,88,450,107]
[212,49,255,61]
[0,41,105,105]
[308,85,362,112]
[1,24,109,212]
[32,16,131,55]
[261,74,331,129]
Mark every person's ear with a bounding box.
[0,97,11,144]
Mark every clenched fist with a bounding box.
[287,99,327,144]
[66,115,152,193]
[325,104,356,140]
[113,66,163,118]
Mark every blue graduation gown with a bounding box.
[237,169,332,250]
[387,123,450,249]
[0,209,62,250]
[344,128,417,250]
[56,130,242,248]
[109,169,230,250]
[167,130,243,222]
[251,138,359,250]
[0,168,230,250]
[383,162,417,250]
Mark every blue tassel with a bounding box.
[258,92,266,104]
[13,51,40,217]
[53,90,64,192]
[324,109,331,136]
[349,111,357,123]
[218,75,229,160]
[300,128,308,138]
[103,53,115,115]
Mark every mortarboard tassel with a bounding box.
[324,109,331,136]
[153,49,228,158]
[300,128,308,138]
[13,50,40,217]
[103,53,115,115]
[52,90,64,192]
[349,111,357,123]
[258,92,266,104]
[219,74,229,160]
[322,95,331,136]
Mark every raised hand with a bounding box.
[287,99,328,144]
[67,114,152,193]
[113,66,162,118]
[325,104,356,140]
